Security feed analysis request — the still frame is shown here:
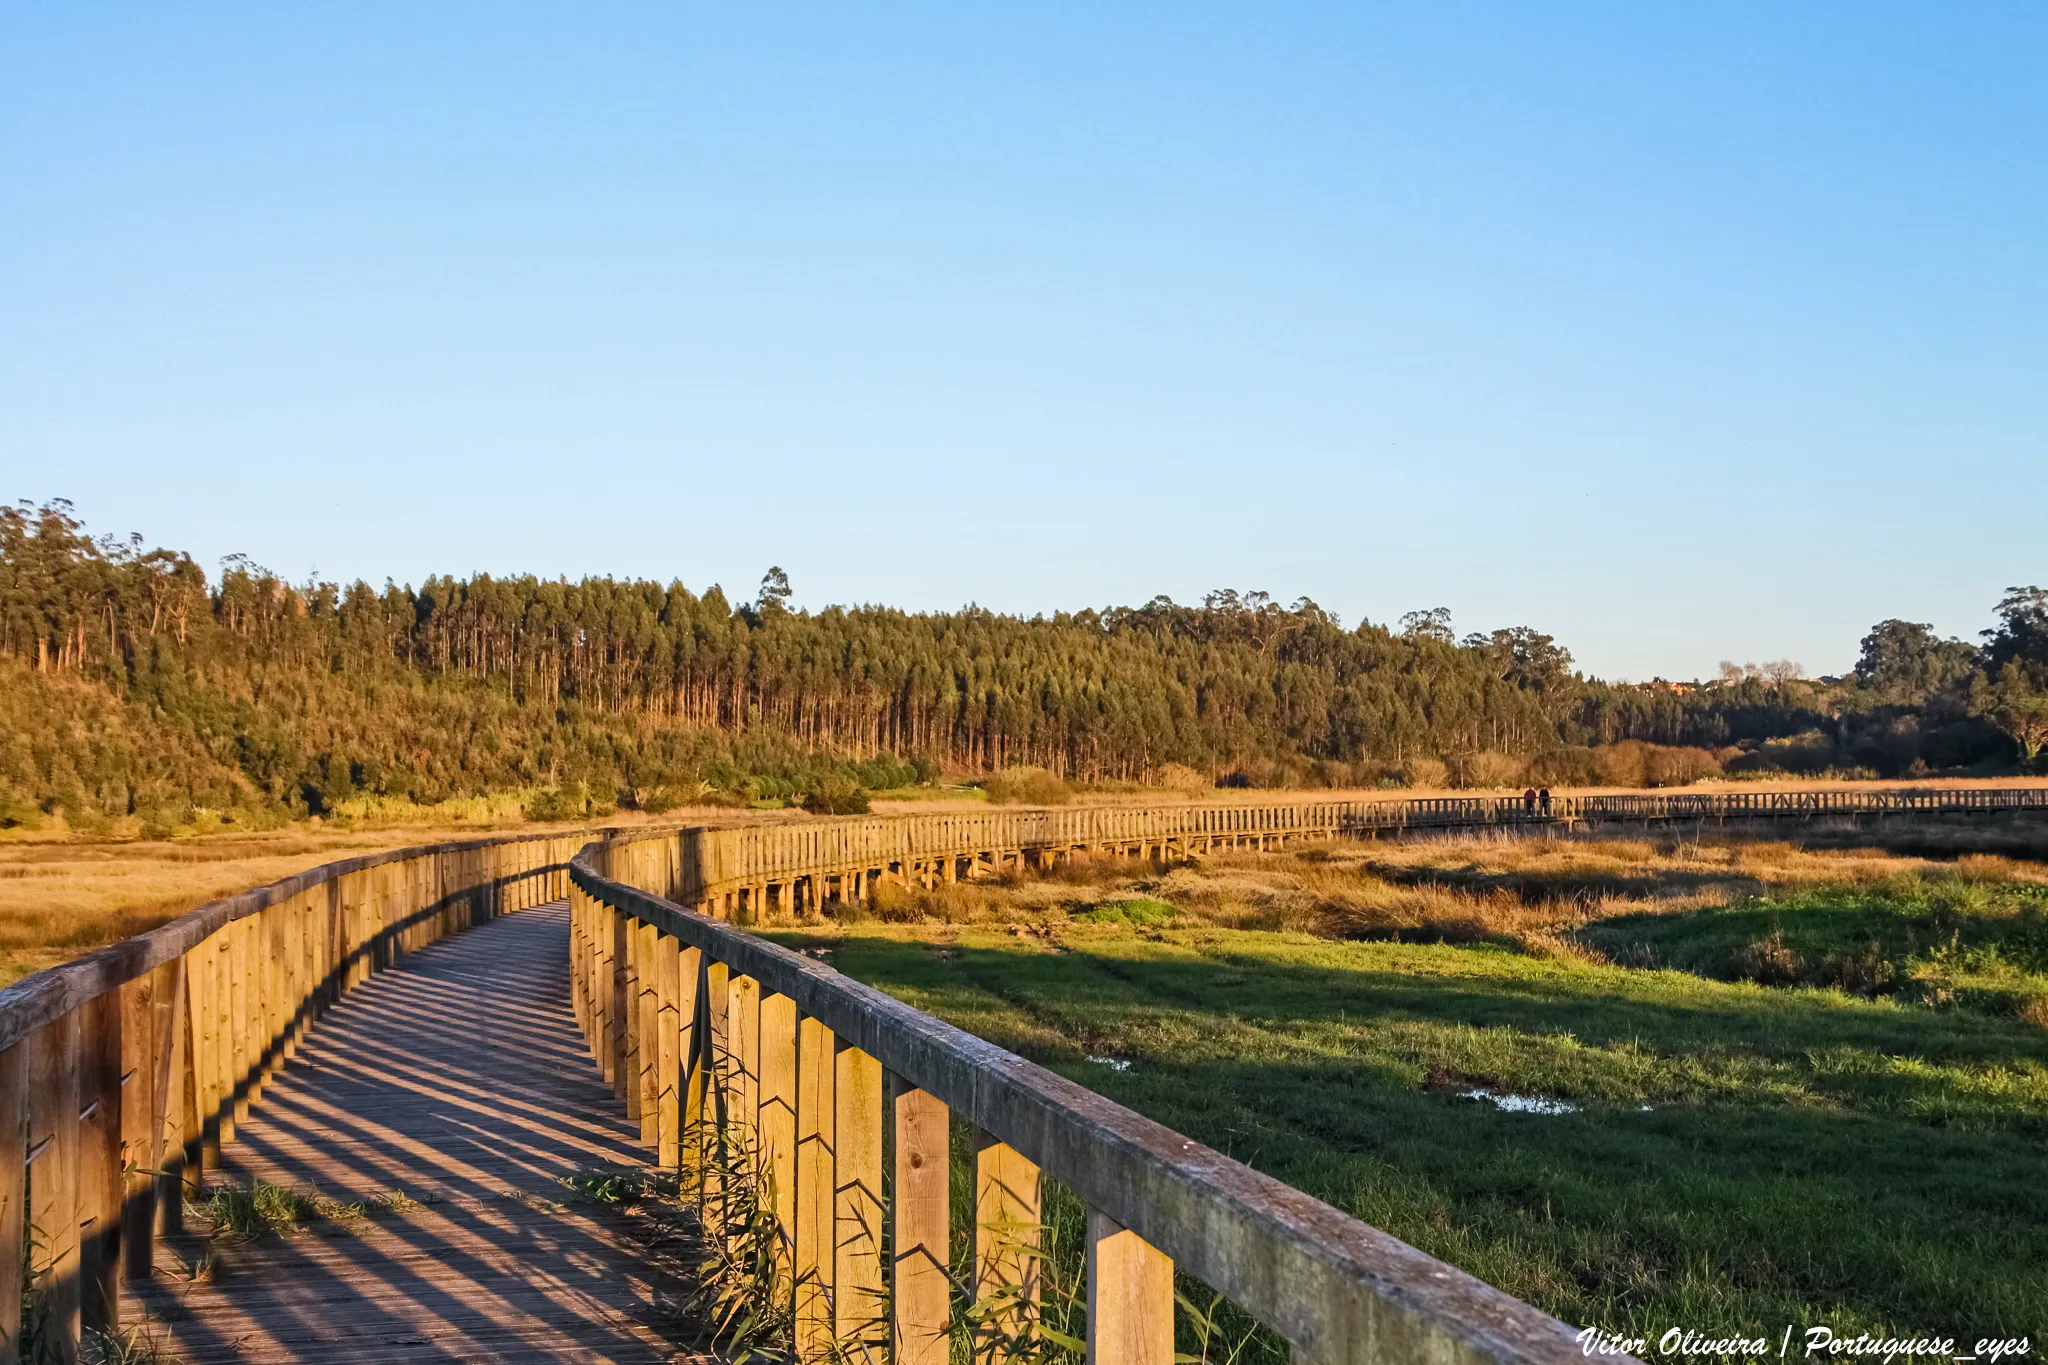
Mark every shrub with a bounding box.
[1730,931,1801,985]
[1593,741,1649,788]
[850,756,920,791]
[1451,751,1524,789]
[1399,756,1449,790]
[1642,745,1722,787]
[1527,747,1602,788]
[522,786,581,822]
[982,767,1074,805]
[1151,762,1210,792]
[802,774,872,815]
[632,784,687,814]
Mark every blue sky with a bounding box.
[4,4,2042,681]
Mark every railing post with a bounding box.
[890,1079,950,1365]
[0,1037,25,1365]
[227,918,250,1133]
[568,891,584,1036]
[195,934,224,1174]
[656,933,683,1168]
[835,1045,884,1350]
[975,1131,1042,1355]
[794,1017,836,1360]
[679,946,705,1172]
[759,993,799,1286]
[78,989,122,1334]
[700,959,732,1218]
[28,1008,82,1361]
[611,909,632,1102]
[156,957,191,1235]
[118,969,158,1282]
[728,972,761,1161]
[636,922,659,1139]
[1086,1211,1174,1365]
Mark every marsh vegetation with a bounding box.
[763,825,2048,1345]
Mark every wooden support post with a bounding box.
[834,1046,884,1349]
[975,1133,1042,1349]
[702,959,731,1218]
[228,918,250,1130]
[611,909,632,1103]
[78,990,122,1334]
[758,993,798,1286]
[117,972,157,1282]
[156,957,190,1235]
[1086,1211,1174,1365]
[192,936,221,1177]
[589,896,606,1062]
[28,1009,82,1362]
[637,922,660,1141]
[0,1039,25,1365]
[624,918,646,1121]
[728,973,761,1158]
[794,1017,835,1361]
[656,934,682,1168]
[288,897,313,1056]
[263,903,286,1082]
[678,946,704,1172]
[890,1081,950,1365]
[568,893,584,1034]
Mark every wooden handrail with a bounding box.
[2,783,2040,1361]
[570,842,1593,1365]
[597,787,2048,918]
[0,827,609,1364]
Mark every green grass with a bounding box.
[192,1179,417,1239]
[768,921,2048,1346]
[1073,896,1178,928]
[1579,879,2048,1018]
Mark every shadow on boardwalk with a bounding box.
[138,902,702,1364]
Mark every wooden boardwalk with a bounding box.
[138,902,701,1364]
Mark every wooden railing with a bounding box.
[0,830,589,1365]
[2,783,2038,1362]
[567,786,2045,1363]
[596,786,2048,923]
[571,835,1592,1365]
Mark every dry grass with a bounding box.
[811,825,2048,970]
[0,804,808,988]
[0,828,469,987]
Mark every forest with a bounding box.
[1,499,2042,831]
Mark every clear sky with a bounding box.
[4,4,2042,681]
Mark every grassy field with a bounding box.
[760,830,2048,1349]
[7,801,2047,1350]
[0,806,785,988]
[0,829,452,988]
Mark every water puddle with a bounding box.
[1459,1088,1578,1115]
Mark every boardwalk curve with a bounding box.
[2,788,2044,1364]
[142,903,695,1363]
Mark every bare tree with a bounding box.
[1762,660,1805,686]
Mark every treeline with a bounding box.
[0,500,2040,830]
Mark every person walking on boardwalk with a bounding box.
[1539,787,1552,817]
[1523,786,1538,817]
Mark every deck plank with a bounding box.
[138,902,702,1363]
